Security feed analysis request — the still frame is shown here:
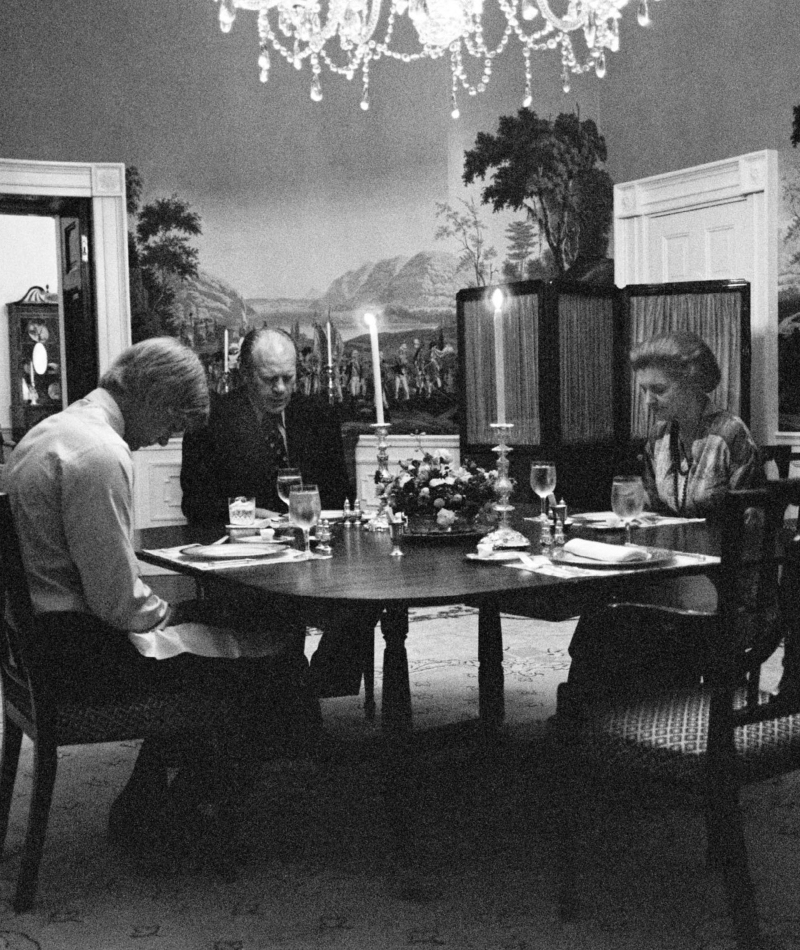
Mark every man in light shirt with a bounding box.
[5,336,319,854]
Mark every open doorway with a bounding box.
[0,158,132,454]
[0,195,100,450]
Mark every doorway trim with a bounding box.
[0,159,131,373]
[614,149,779,445]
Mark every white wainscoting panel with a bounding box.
[132,438,186,529]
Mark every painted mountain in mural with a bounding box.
[171,269,259,344]
[317,250,472,312]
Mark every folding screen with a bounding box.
[456,280,628,510]
[457,278,750,511]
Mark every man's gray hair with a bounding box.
[100,337,209,428]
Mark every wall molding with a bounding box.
[614,149,779,444]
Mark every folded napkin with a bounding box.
[562,538,646,563]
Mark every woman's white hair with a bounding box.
[100,337,209,429]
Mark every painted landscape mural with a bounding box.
[162,251,465,435]
[778,148,800,431]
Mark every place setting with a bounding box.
[466,467,707,577]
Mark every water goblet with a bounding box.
[277,467,303,518]
[289,483,321,560]
[530,462,557,525]
[611,475,646,544]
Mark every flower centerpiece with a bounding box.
[380,449,501,534]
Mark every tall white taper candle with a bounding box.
[223,329,229,374]
[364,312,384,426]
[491,288,505,425]
[326,320,333,367]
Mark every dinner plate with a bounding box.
[465,551,524,563]
[550,547,675,570]
[236,535,288,545]
[181,543,294,560]
[320,509,344,521]
[571,513,624,531]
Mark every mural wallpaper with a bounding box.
[125,109,615,442]
[778,148,800,432]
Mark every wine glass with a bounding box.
[289,483,321,559]
[611,475,646,544]
[277,468,303,518]
[530,462,557,524]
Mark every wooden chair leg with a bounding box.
[0,717,23,852]
[552,728,584,923]
[14,739,58,913]
[363,624,376,721]
[705,784,761,950]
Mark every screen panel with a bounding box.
[460,287,541,447]
[626,280,750,438]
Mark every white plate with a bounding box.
[465,551,524,563]
[571,513,623,531]
[181,543,293,560]
[321,509,344,521]
[236,535,288,546]
[550,547,675,570]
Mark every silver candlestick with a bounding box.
[483,423,529,549]
[366,422,392,531]
[325,362,335,405]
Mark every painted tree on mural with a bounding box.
[502,219,542,280]
[124,166,202,342]
[463,109,613,279]
[434,198,497,286]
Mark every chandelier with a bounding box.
[214,0,663,117]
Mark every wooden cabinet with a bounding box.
[6,287,65,443]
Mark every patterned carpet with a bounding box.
[1,607,799,950]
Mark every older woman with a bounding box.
[632,331,761,517]
[559,331,763,715]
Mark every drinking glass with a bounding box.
[611,475,646,543]
[277,468,303,515]
[228,495,256,525]
[289,483,321,559]
[530,462,557,523]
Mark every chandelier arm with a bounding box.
[220,0,655,111]
[534,0,588,33]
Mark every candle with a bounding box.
[364,312,385,426]
[326,320,333,368]
[223,329,229,374]
[491,288,506,425]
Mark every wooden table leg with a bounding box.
[478,598,505,730]
[380,605,412,737]
[379,606,438,898]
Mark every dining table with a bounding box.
[135,509,721,887]
[135,511,720,735]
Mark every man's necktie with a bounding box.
[263,413,289,470]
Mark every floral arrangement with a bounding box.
[379,449,500,529]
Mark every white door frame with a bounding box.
[614,150,779,445]
[0,158,131,376]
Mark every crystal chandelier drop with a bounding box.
[214,0,663,116]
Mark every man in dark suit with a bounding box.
[180,327,375,700]
[181,329,351,523]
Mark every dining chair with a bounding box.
[0,493,234,912]
[551,480,800,950]
[760,444,793,480]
